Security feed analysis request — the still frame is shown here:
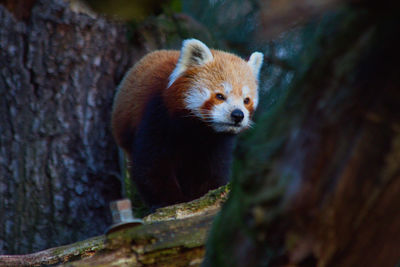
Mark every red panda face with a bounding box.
[184,75,257,134]
[168,39,263,134]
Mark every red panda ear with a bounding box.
[168,39,213,87]
[247,52,264,80]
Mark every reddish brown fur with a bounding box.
[112,49,258,154]
[112,51,179,152]
[201,97,220,113]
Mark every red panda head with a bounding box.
[166,39,263,134]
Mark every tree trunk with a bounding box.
[204,3,400,267]
[0,0,138,254]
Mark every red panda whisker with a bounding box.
[247,121,255,129]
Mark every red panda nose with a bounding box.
[231,109,244,124]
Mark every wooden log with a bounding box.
[0,186,229,267]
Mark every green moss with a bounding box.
[105,201,218,259]
[140,247,205,266]
[49,235,106,264]
[143,184,230,222]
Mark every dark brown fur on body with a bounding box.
[129,94,235,208]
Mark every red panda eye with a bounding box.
[244,97,250,104]
[216,93,226,101]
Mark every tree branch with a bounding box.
[0,186,229,267]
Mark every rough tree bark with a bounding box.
[0,0,138,254]
[205,2,400,267]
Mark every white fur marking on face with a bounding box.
[168,39,213,88]
[253,95,259,108]
[210,97,251,134]
[242,85,250,96]
[184,87,211,116]
[222,82,233,95]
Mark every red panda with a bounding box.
[112,39,263,209]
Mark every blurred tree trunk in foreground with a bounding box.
[0,0,137,254]
[205,2,400,267]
